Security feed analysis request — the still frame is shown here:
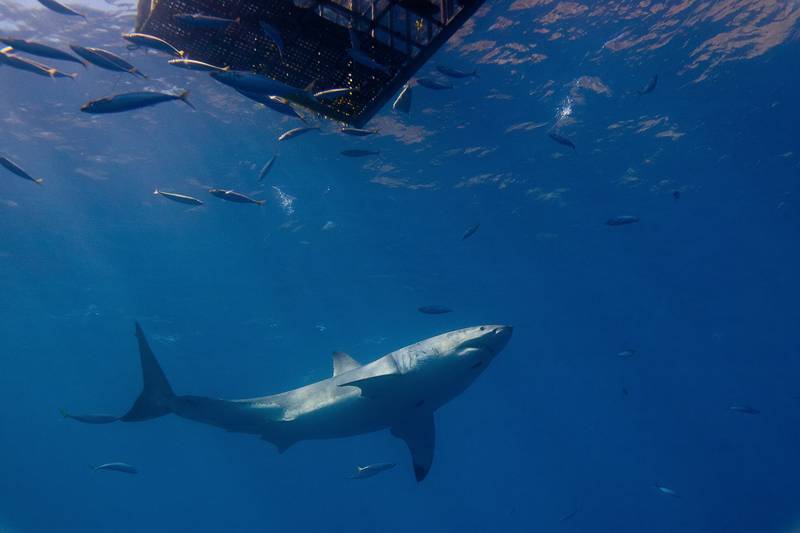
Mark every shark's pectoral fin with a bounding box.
[391,413,435,482]
[332,351,361,377]
[260,431,297,454]
[339,374,402,398]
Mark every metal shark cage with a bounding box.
[135,0,485,126]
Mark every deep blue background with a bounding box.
[1,1,799,532]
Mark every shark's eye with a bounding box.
[479,326,485,331]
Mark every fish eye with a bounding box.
[479,326,485,331]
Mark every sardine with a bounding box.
[37,0,86,19]
[94,463,138,474]
[174,13,240,29]
[259,20,285,59]
[350,463,396,479]
[70,45,146,78]
[80,91,194,114]
[208,189,265,205]
[548,132,575,149]
[258,155,276,181]
[154,189,203,206]
[0,38,86,68]
[462,223,480,240]
[278,126,319,141]
[122,33,183,57]
[435,65,477,78]
[0,155,44,185]
[392,83,412,113]
[416,78,453,90]
[340,127,377,137]
[168,58,228,72]
[0,47,77,79]
[606,215,639,226]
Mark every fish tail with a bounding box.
[178,50,186,58]
[153,189,160,195]
[59,408,70,419]
[67,72,78,80]
[178,90,196,110]
[472,69,479,78]
[80,60,88,69]
[34,178,44,185]
[256,200,266,205]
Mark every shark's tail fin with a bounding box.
[120,322,175,422]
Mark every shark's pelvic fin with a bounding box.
[120,322,175,422]
[391,413,436,482]
[332,351,361,377]
[339,373,402,398]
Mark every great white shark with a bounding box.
[70,322,512,481]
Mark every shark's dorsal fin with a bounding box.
[339,373,401,398]
[332,351,361,377]
[391,413,435,482]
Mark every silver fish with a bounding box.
[340,127,377,137]
[435,65,477,78]
[0,155,44,185]
[278,126,319,141]
[154,189,203,206]
[37,0,86,19]
[70,45,146,78]
[122,33,183,57]
[0,47,77,79]
[234,90,306,121]
[350,463,396,479]
[80,91,194,114]
[314,87,352,100]
[94,463,138,474]
[208,189,265,205]
[0,38,85,68]
[168,58,228,72]
[392,83,412,113]
[259,20,285,59]
[416,78,453,90]
[653,484,679,498]
[258,155,276,181]
[173,13,240,29]
[60,409,118,424]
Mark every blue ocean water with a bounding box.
[1,1,799,532]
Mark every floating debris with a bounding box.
[80,91,194,114]
[154,190,203,206]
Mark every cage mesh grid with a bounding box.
[138,0,478,126]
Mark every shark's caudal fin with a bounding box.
[392,413,435,482]
[120,322,175,422]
